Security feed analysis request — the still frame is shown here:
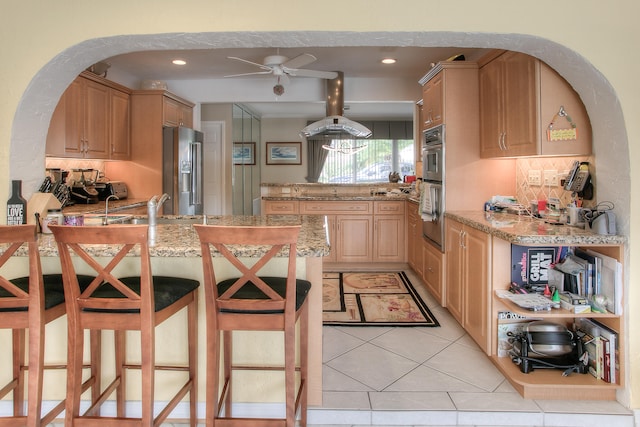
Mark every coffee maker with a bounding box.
[69,169,99,204]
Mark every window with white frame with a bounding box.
[319,138,415,183]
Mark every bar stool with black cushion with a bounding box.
[50,224,199,427]
[193,224,310,427]
[0,224,96,427]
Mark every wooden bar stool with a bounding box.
[50,224,199,427]
[0,224,95,427]
[193,224,310,427]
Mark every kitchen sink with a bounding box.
[128,216,203,225]
[83,214,133,225]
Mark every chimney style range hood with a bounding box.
[300,71,372,139]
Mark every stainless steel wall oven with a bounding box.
[421,124,445,251]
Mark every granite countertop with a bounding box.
[262,194,410,201]
[33,215,329,258]
[446,211,626,246]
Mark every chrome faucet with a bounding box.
[103,195,120,226]
[147,193,170,246]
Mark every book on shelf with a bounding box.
[578,326,602,379]
[510,245,569,289]
[579,248,623,315]
[574,248,600,295]
[575,318,618,384]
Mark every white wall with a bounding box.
[261,118,309,183]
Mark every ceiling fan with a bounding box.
[225,52,338,95]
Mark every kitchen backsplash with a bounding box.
[47,156,595,210]
[45,158,107,179]
[515,156,593,208]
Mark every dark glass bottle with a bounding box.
[7,180,27,225]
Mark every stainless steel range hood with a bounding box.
[300,72,372,138]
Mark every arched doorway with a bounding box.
[10,32,629,234]
[7,30,633,407]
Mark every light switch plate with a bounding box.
[528,170,541,186]
[544,170,558,186]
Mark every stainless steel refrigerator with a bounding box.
[162,127,203,215]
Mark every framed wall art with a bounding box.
[233,142,255,165]
[266,142,302,165]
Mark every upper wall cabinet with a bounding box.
[479,51,592,158]
[163,96,193,128]
[46,71,132,159]
[422,72,443,130]
[111,90,194,198]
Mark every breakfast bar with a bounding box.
[0,214,329,412]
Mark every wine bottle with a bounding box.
[7,180,27,225]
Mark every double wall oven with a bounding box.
[421,124,445,251]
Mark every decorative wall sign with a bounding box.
[233,142,255,165]
[547,105,578,141]
[266,142,302,165]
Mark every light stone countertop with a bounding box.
[445,210,625,246]
[33,215,330,258]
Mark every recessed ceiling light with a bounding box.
[172,59,187,65]
[381,58,396,64]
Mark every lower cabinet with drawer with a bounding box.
[299,200,405,265]
[262,200,300,214]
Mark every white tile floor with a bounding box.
[84,270,637,427]
[306,269,635,427]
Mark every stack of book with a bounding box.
[575,318,619,383]
[551,248,623,314]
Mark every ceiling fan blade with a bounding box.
[224,71,273,78]
[287,69,339,79]
[282,53,317,70]
[227,56,272,71]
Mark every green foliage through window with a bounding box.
[319,139,415,183]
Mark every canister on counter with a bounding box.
[42,208,64,233]
[64,214,84,226]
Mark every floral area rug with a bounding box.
[322,272,439,327]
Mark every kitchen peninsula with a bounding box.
[3,214,329,409]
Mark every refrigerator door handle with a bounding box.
[190,141,202,205]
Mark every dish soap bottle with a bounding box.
[7,180,27,225]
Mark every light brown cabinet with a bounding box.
[109,89,131,160]
[445,218,490,353]
[262,200,299,214]
[46,72,131,159]
[407,202,422,276]
[163,96,193,128]
[104,90,194,199]
[373,201,405,263]
[479,51,538,157]
[422,72,443,129]
[407,200,444,304]
[479,50,592,158]
[300,201,372,264]
[422,237,443,305]
[298,200,405,265]
[336,215,373,263]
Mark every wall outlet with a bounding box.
[543,170,559,186]
[528,170,541,186]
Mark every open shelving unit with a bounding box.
[490,239,624,400]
